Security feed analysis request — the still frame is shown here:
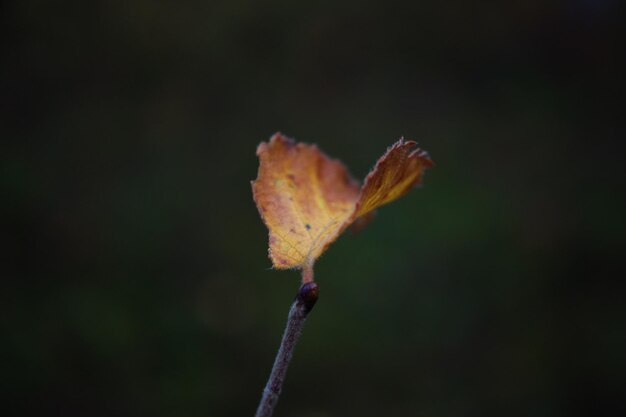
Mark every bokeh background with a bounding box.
[3,1,625,416]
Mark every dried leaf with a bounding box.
[354,138,434,218]
[252,133,433,269]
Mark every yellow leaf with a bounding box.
[252,133,433,270]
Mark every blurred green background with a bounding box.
[2,1,625,416]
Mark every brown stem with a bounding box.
[301,262,314,284]
[254,281,319,417]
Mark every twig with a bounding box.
[254,280,319,417]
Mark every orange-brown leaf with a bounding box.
[354,138,433,219]
[252,134,360,269]
[252,133,433,269]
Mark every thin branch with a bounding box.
[254,280,319,417]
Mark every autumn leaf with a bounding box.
[252,133,433,270]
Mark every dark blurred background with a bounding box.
[2,1,625,416]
